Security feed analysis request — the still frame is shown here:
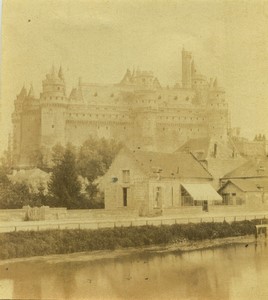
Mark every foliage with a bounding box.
[48,147,84,209]
[0,220,258,260]
[77,137,122,182]
[0,137,121,209]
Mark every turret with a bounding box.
[40,66,67,152]
[40,65,66,103]
[182,48,192,89]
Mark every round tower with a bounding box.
[40,66,67,152]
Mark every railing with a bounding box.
[0,213,268,233]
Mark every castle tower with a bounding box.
[182,48,192,89]
[40,66,67,155]
[206,78,228,140]
[13,84,41,167]
[11,86,27,165]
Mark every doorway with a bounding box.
[123,188,128,207]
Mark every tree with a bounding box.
[76,137,121,208]
[48,147,84,208]
[77,137,121,181]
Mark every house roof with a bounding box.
[176,137,241,160]
[223,159,268,179]
[219,179,268,193]
[176,137,210,160]
[128,148,212,179]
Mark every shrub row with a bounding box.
[0,219,260,260]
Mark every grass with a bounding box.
[0,219,262,260]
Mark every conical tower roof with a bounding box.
[28,84,35,98]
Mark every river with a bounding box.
[0,240,268,300]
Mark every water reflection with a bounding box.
[0,241,268,300]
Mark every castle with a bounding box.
[12,49,229,167]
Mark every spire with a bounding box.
[19,85,27,97]
[49,64,57,80]
[28,84,34,98]
[58,66,64,81]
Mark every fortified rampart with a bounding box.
[12,49,229,167]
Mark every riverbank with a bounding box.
[0,220,261,260]
[0,235,257,266]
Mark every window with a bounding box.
[154,187,162,208]
[52,125,54,128]
[122,170,130,183]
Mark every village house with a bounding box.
[218,159,268,208]
[177,137,246,188]
[102,147,222,216]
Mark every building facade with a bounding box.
[12,49,229,167]
[102,147,221,216]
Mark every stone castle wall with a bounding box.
[12,50,229,167]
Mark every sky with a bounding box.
[1,0,268,152]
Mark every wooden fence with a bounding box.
[0,213,268,233]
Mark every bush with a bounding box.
[0,220,258,260]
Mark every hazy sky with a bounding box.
[1,0,268,152]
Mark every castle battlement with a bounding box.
[12,49,229,167]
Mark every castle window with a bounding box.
[174,96,178,100]
[52,125,54,128]
[58,87,60,91]
[110,93,114,97]
[56,97,58,100]
[94,92,98,97]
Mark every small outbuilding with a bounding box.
[218,179,268,207]
[219,158,268,208]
